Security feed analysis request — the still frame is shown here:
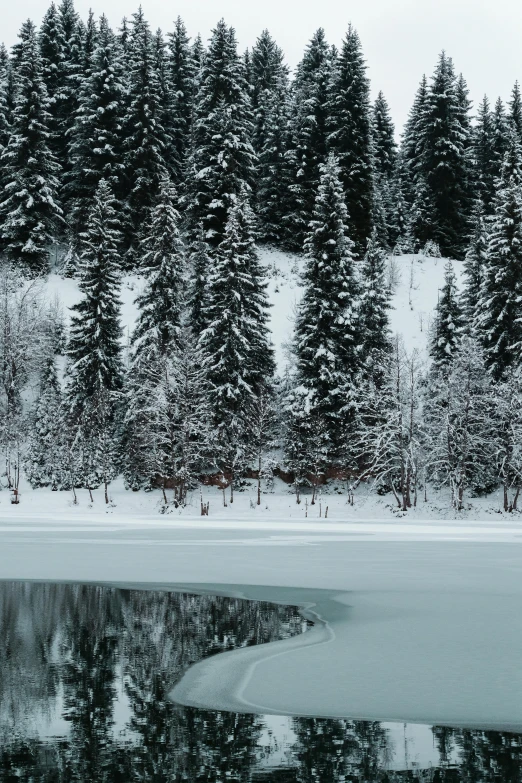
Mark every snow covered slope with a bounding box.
[46,250,463,373]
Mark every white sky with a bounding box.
[3,0,521,133]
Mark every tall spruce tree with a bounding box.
[430,261,463,370]
[257,87,290,245]
[153,28,178,182]
[478,129,522,379]
[250,29,288,158]
[462,201,488,325]
[293,154,360,459]
[56,0,81,172]
[0,45,14,208]
[167,17,196,180]
[327,24,374,255]
[198,191,273,429]
[26,356,67,490]
[0,20,62,276]
[132,178,185,359]
[359,231,392,380]
[492,97,509,176]
[124,179,186,491]
[66,179,123,412]
[66,15,126,241]
[473,96,497,213]
[509,81,522,143]
[187,20,255,248]
[188,230,211,334]
[372,91,397,178]
[416,52,471,258]
[402,74,429,200]
[284,28,332,250]
[39,2,63,157]
[121,9,170,263]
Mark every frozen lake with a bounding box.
[1,580,521,781]
[0,514,521,779]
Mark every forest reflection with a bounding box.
[0,582,521,782]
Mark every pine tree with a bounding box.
[66,15,126,240]
[26,356,67,490]
[509,81,522,143]
[39,3,63,152]
[293,154,360,460]
[359,231,392,380]
[402,74,429,200]
[188,230,211,334]
[462,201,488,324]
[153,28,178,182]
[492,97,509,175]
[250,29,288,157]
[416,52,471,258]
[121,9,170,262]
[186,20,255,248]
[82,10,98,75]
[0,45,14,204]
[198,192,274,485]
[132,178,185,360]
[327,25,374,255]
[409,174,434,252]
[372,91,397,178]
[0,20,62,276]
[478,129,522,380]
[66,180,123,413]
[389,152,411,251]
[472,96,497,213]
[284,28,332,250]
[56,0,81,172]
[257,87,290,245]
[167,17,196,180]
[430,261,463,370]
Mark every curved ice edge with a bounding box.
[168,583,339,714]
[167,582,522,732]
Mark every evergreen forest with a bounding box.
[2,4,522,512]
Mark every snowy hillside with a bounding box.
[46,250,462,374]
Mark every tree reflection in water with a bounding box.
[0,582,520,782]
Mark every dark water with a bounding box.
[0,583,521,782]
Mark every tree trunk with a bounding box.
[257,455,261,506]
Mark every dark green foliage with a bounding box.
[188,230,210,335]
[293,154,359,459]
[372,90,397,178]
[462,201,488,325]
[198,191,274,429]
[327,25,374,255]
[121,9,170,263]
[167,17,196,180]
[508,81,522,142]
[0,20,62,276]
[66,15,126,240]
[284,28,333,250]
[132,178,185,360]
[359,231,392,379]
[473,96,497,213]
[478,129,522,380]
[430,261,463,369]
[186,20,255,248]
[66,179,123,412]
[415,52,472,258]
